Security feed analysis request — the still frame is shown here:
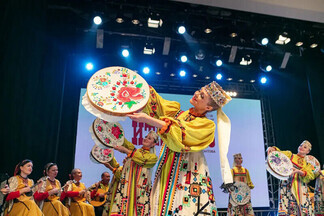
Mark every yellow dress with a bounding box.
[227,166,254,215]
[142,86,218,216]
[110,139,158,216]
[67,182,95,216]
[274,147,315,216]
[37,178,70,216]
[4,175,44,216]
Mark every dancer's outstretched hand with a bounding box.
[127,112,150,123]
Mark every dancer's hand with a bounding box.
[103,162,114,171]
[0,185,9,195]
[127,112,150,123]
[291,168,304,176]
[267,147,276,155]
[49,188,60,195]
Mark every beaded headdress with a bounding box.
[204,81,231,108]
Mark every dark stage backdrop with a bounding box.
[0,1,323,185]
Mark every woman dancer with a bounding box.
[61,168,94,216]
[4,159,44,216]
[34,163,70,215]
[227,153,254,216]
[314,165,324,215]
[128,81,233,215]
[106,130,158,216]
[267,140,315,215]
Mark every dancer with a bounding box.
[128,81,233,215]
[267,140,315,215]
[61,168,94,216]
[314,166,324,215]
[106,130,158,216]
[34,163,70,216]
[89,172,110,216]
[3,159,44,216]
[102,159,122,216]
[227,153,254,216]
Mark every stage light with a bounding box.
[250,80,255,83]
[204,28,212,34]
[205,76,210,80]
[156,72,161,75]
[195,49,205,60]
[296,42,303,47]
[93,16,102,25]
[170,73,175,77]
[240,55,252,65]
[216,59,223,67]
[121,49,129,58]
[275,32,290,45]
[238,79,244,82]
[227,77,232,81]
[179,70,186,77]
[148,14,163,28]
[216,73,222,80]
[230,32,238,38]
[266,65,272,72]
[180,55,188,63]
[310,43,318,48]
[178,26,186,34]
[143,67,150,74]
[261,38,269,45]
[193,74,198,78]
[260,77,267,84]
[143,42,155,55]
[85,62,94,71]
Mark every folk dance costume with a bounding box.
[102,158,122,216]
[227,153,254,216]
[272,146,315,215]
[314,170,324,215]
[34,178,70,216]
[142,82,233,216]
[62,181,95,216]
[4,175,43,216]
[110,139,158,216]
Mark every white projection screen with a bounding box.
[75,88,269,208]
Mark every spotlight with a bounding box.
[143,42,155,55]
[296,42,303,47]
[260,77,267,84]
[261,38,269,45]
[230,32,238,38]
[143,67,150,74]
[227,77,232,81]
[204,28,212,34]
[147,13,163,28]
[240,55,252,65]
[179,70,186,77]
[216,73,222,80]
[216,60,223,67]
[195,49,205,60]
[122,49,129,57]
[85,62,94,71]
[205,76,210,80]
[310,43,318,48]
[178,26,186,34]
[275,32,290,45]
[170,73,175,77]
[193,74,198,78]
[250,80,255,83]
[180,55,188,63]
[156,72,161,75]
[238,79,244,82]
[93,16,102,25]
[266,65,272,72]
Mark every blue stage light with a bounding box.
[260,77,267,84]
[179,70,186,77]
[143,67,150,74]
[216,60,223,67]
[261,38,269,45]
[266,65,272,72]
[180,55,188,63]
[178,26,186,34]
[93,16,102,25]
[216,73,222,80]
[122,49,129,57]
[85,62,94,71]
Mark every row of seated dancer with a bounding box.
[1,140,323,216]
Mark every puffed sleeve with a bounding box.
[113,166,123,180]
[158,116,215,152]
[131,149,158,168]
[122,138,135,151]
[109,157,120,169]
[142,86,180,119]
[246,169,254,189]
[299,162,316,184]
[273,146,293,159]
